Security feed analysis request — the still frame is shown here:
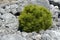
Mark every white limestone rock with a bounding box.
[30,0,50,9]
[21,32,28,37]
[50,4,54,9]
[0,8,6,14]
[11,9,17,14]
[53,0,60,2]
[0,13,19,34]
[2,13,19,30]
[23,32,41,40]
[41,30,60,40]
[1,33,26,40]
[10,4,18,9]
[17,0,50,12]
[5,5,11,13]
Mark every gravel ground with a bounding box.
[0,0,17,4]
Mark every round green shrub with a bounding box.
[18,4,52,32]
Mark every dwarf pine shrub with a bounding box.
[18,4,52,32]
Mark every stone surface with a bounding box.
[30,0,50,9]
[50,0,60,2]
[0,13,19,34]
[1,33,26,40]
[41,30,60,40]
[0,8,6,14]
[0,0,50,15]
[0,0,17,4]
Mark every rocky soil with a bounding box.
[0,0,60,40]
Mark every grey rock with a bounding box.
[2,13,19,30]
[10,4,18,9]
[41,30,60,40]
[9,4,18,14]
[25,32,41,40]
[30,0,50,9]
[5,5,11,13]
[0,0,50,15]
[41,34,51,40]
[21,32,28,37]
[51,0,60,2]
[33,34,41,40]
[50,4,54,9]
[39,30,45,34]
[0,8,6,14]
[1,33,26,40]
[11,9,17,14]
[0,13,19,34]
[17,0,50,12]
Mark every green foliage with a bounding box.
[18,4,52,32]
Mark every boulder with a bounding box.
[2,13,19,30]
[0,13,19,34]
